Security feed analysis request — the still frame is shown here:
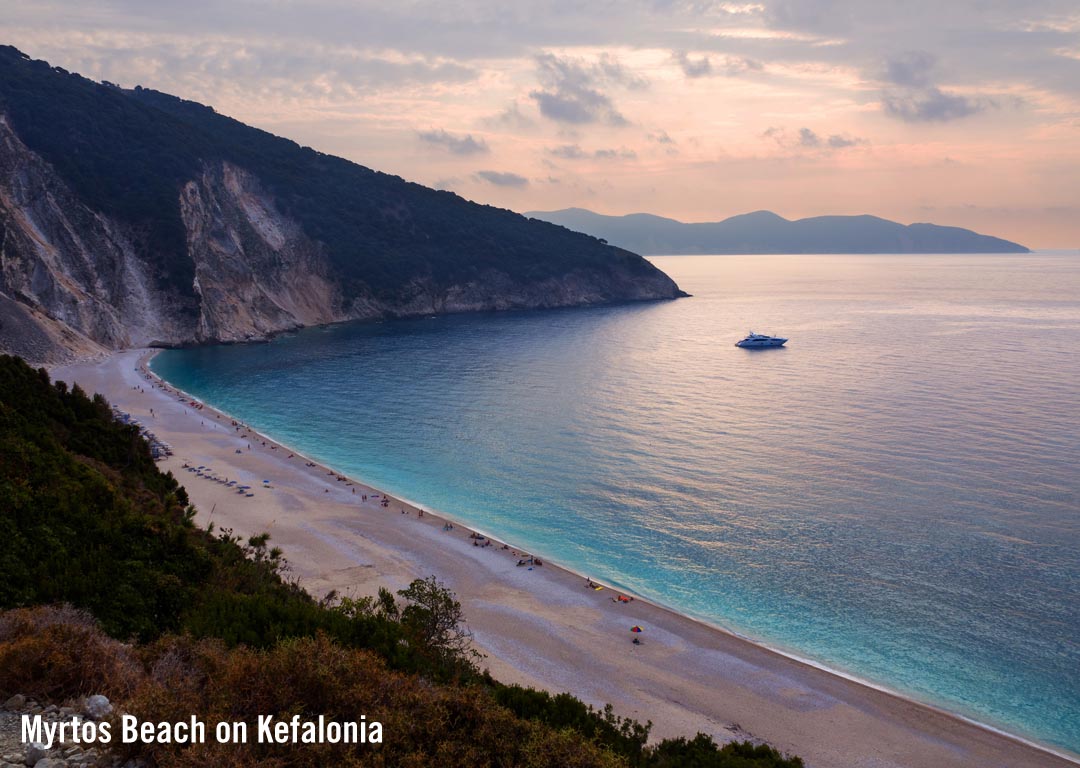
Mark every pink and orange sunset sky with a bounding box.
[2,0,1079,248]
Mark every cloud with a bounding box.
[547,144,637,160]
[882,50,936,87]
[648,130,676,145]
[594,53,649,90]
[417,128,489,155]
[874,50,994,122]
[827,134,860,148]
[765,126,866,150]
[528,52,643,126]
[674,51,712,77]
[798,127,821,147]
[593,147,637,159]
[882,87,990,122]
[433,177,461,190]
[548,144,587,159]
[5,32,480,109]
[673,51,763,78]
[475,170,529,187]
[722,56,764,75]
[484,101,535,129]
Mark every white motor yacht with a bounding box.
[735,331,787,348]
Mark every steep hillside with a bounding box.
[0,47,684,362]
[527,208,1030,255]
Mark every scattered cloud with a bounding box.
[674,51,712,78]
[528,52,644,126]
[765,126,866,150]
[484,100,535,129]
[877,50,994,122]
[798,127,821,147]
[674,51,763,78]
[549,144,587,159]
[475,170,529,187]
[418,129,489,155]
[594,53,649,90]
[6,0,1080,246]
[882,87,991,122]
[547,144,636,159]
[722,56,764,75]
[827,134,861,148]
[593,147,637,159]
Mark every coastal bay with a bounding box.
[51,347,1078,768]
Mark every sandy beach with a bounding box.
[51,349,1077,768]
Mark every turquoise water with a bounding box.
[153,253,1080,755]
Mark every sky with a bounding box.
[2,0,1079,247]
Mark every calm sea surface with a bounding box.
[153,253,1080,754]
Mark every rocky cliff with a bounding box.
[0,47,684,363]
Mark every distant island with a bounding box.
[525,208,1030,255]
[0,46,683,363]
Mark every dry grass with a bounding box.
[0,605,142,701]
[1,607,624,768]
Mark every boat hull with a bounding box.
[735,339,787,348]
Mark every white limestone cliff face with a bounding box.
[0,114,681,363]
[0,115,179,360]
[180,163,353,343]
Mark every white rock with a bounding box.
[83,694,111,720]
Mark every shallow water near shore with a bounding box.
[153,253,1080,755]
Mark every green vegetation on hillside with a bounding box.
[0,46,666,304]
[0,354,801,767]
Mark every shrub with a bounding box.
[0,605,142,701]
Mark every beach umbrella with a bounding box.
[630,626,643,633]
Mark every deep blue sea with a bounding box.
[153,253,1080,755]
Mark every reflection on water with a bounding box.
[154,253,1080,754]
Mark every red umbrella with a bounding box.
[630,626,643,633]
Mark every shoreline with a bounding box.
[52,348,1079,768]
[137,352,1079,764]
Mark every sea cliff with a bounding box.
[0,47,684,363]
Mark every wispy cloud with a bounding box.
[764,126,866,151]
[673,50,763,78]
[548,144,586,159]
[547,144,636,159]
[418,128,489,155]
[475,169,529,187]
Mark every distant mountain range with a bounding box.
[525,208,1029,255]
